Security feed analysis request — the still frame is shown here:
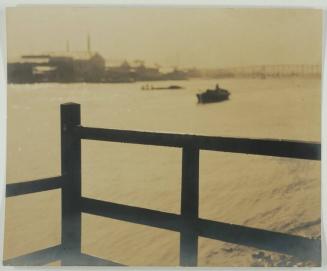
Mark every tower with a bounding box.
[87,34,91,55]
[66,40,70,52]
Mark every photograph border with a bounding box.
[0,1,326,270]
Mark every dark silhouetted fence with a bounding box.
[4,102,321,266]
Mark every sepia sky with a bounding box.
[6,6,323,68]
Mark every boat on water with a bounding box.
[142,85,183,90]
[197,85,230,104]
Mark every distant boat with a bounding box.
[197,85,230,104]
[142,85,183,90]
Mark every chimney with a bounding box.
[87,34,91,55]
[66,40,70,52]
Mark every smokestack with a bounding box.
[66,40,70,52]
[87,34,91,54]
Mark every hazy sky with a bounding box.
[6,6,323,68]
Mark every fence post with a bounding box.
[180,145,199,266]
[60,103,81,265]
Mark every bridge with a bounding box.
[207,64,321,78]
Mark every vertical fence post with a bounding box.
[60,103,81,265]
[180,145,199,266]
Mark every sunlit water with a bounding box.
[4,78,321,266]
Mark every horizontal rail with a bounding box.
[3,245,124,266]
[198,218,321,263]
[81,197,320,262]
[78,253,125,266]
[3,245,62,266]
[78,127,320,160]
[82,197,181,232]
[6,176,62,197]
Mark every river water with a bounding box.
[4,78,321,266]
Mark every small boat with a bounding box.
[142,85,183,90]
[165,85,183,89]
[197,85,230,104]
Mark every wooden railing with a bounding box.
[4,102,321,266]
